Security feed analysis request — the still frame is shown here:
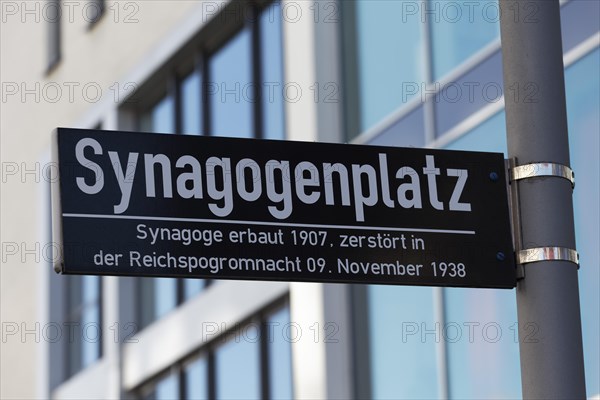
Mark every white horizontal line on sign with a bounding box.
[63,213,476,235]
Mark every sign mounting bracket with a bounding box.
[507,158,580,280]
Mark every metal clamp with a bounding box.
[511,162,575,189]
[517,247,579,267]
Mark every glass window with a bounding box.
[138,93,178,329]
[433,50,504,137]
[443,288,521,399]
[65,275,102,378]
[343,1,426,139]
[180,69,207,293]
[368,286,440,399]
[139,277,178,329]
[215,330,261,399]
[133,2,286,329]
[565,48,600,396]
[184,356,209,400]
[267,307,293,399]
[181,70,203,135]
[429,0,499,80]
[141,94,176,134]
[183,279,206,301]
[445,110,507,152]
[260,2,285,141]
[444,112,521,399]
[155,373,179,399]
[154,278,178,319]
[367,105,426,148]
[560,0,600,55]
[142,371,180,400]
[209,27,254,138]
[135,303,292,399]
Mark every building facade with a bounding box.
[0,0,598,399]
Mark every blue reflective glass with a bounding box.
[268,307,293,399]
[152,95,176,134]
[367,105,426,148]
[444,112,521,398]
[430,0,499,80]
[183,279,205,301]
[565,48,600,396]
[368,286,439,399]
[210,28,254,138]
[185,356,209,400]
[443,289,521,398]
[68,275,83,306]
[181,70,203,135]
[81,304,101,368]
[82,275,99,303]
[215,330,261,399]
[66,275,101,377]
[154,278,178,320]
[154,372,179,400]
[139,277,178,328]
[434,50,504,137]
[560,0,600,55]
[260,3,285,140]
[445,111,507,154]
[355,0,425,132]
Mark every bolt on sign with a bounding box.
[52,128,516,288]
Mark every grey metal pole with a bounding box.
[499,1,586,398]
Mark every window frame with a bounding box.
[134,298,292,400]
[63,274,103,379]
[129,1,286,331]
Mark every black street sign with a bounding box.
[52,128,516,288]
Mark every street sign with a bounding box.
[52,128,516,288]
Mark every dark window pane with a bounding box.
[155,373,179,399]
[136,83,177,332]
[183,279,206,301]
[346,1,425,136]
[268,307,293,399]
[142,372,180,400]
[210,28,254,138]
[561,0,600,55]
[565,48,600,396]
[434,50,503,137]
[445,110,507,153]
[368,286,439,398]
[444,112,521,398]
[260,3,285,140]
[444,288,521,398]
[65,275,101,377]
[367,105,426,148]
[185,356,209,399]
[139,277,178,329]
[430,0,499,80]
[154,278,178,318]
[215,330,261,399]
[153,95,176,134]
[82,276,102,367]
[141,94,176,134]
[139,278,156,329]
[181,70,203,135]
